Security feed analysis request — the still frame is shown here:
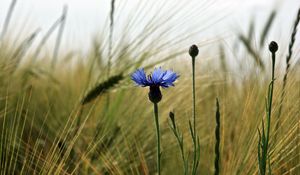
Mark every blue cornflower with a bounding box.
[131,67,179,103]
[131,67,179,88]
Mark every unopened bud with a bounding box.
[189,44,199,58]
[269,41,278,53]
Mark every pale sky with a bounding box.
[0,0,299,54]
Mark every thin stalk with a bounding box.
[260,69,274,175]
[191,56,197,174]
[105,0,116,120]
[266,51,275,150]
[0,0,17,41]
[267,51,275,144]
[189,44,199,175]
[172,130,188,175]
[153,103,161,175]
[33,11,66,62]
[192,56,196,138]
[264,52,275,175]
[169,112,188,175]
[52,5,68,69]
[258,41,277,175]
[214,98,220,175]
[276,8,300,139]
[107,0,116,76]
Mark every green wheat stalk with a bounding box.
[276,8,300,139]
[52,5,68,69]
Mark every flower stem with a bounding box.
[153,103,161,175]
[191,56,199,174]
[258,42,277,175]
[192,56,196,137]
[267,51,275,144]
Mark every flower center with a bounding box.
[148,74,152,81]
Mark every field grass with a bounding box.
[0,0,299,174]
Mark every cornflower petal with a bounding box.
[131,68,149,86]
[150,67,166,84]
[160,70,179,87]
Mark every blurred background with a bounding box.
[0,0,299,54]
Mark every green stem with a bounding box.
[153,103,161,175]
[191,56,199,174]
[192,56,196,136]
[260,51,276,175]
[171,126,188,174]
[266,52,275,144]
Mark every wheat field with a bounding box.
[0,0,299,174]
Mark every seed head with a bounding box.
[269,41,278,53]
[189,44,199,58]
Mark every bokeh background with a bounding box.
[0,0,299,174]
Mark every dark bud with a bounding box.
[269,41,278,53]
[148,86,162,103]
[189,44,199,58]
[169,112,176,129]
[169,112,175,123]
